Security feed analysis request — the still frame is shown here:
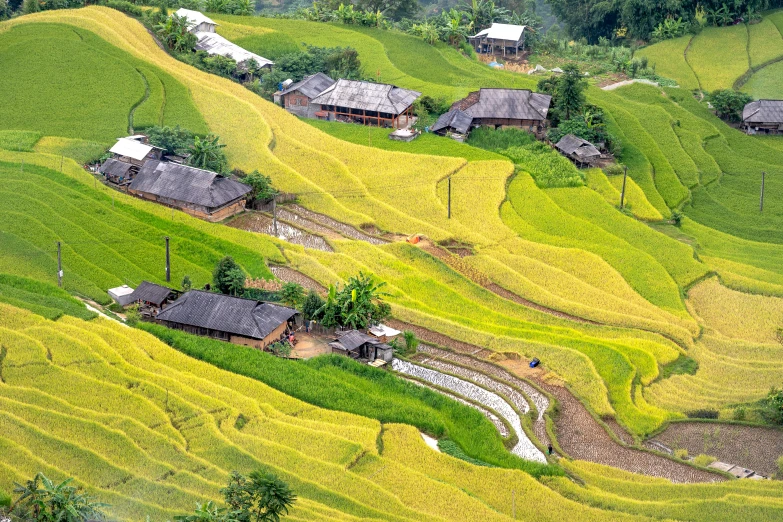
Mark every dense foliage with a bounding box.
[1,473,108,522]
[315,272,391,329]
[710,89,753,122]
[213,256,247,296]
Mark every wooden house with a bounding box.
[156,290,298,349]
[127,281,177,318]
[276,73,337,118]
[554,134,601,167]
[128,160,251,222]
[742,99,783,134]
[470,23,529,56]
[107,137,164,168]
[309,79,420,129]
[329,330,394,363]
[432,88,551,137]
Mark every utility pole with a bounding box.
[165,236,171,282]
[760,171,766,212]
[620,165,628,209]
[57,241,62,288]
[447,176,452,219]
[60,155,63,172]
[272,196,278,236]
[512,490,515,519]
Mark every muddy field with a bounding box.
[652,422,783,477]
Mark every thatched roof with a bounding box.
[457,88,551,121]
[279,73,336,99]
[743,99,783,124]
[431,109,473,134]
[129,160,251,209]
[156,290,297,340]
[311,79,420,115]
[555,134,600,159]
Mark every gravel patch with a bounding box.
[651,422,783,477]
[286,205,387,245]
[228,213,332,252]
[393,359,547,463]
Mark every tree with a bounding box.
[554,64,587,121]
[711,90,753,123]
[316,272,390,330]
[356,0,419,20]
[213,256,246,296]
[279,282,305,309]
[761,387,783,425]
[146,125,195,155]
[182,275,192,292]
[245,170,277,204]
[3,473,108,522]
[22,0,39,14]
[188,134,228,174]
[301,290,324,321]
[155,14,197,53]
[125,303,142,325]
[218,470,296,522]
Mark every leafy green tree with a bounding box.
[174,501,231,522]
[182,275,192,292]
[218,470,296,522]
[761,387,783,425]
[245,170,277,204]
[554,64,587,121]
[188,134,229,174]
[22,0,39,14]
[155,13,197,53]
[146,125,195,155]
[316,272,390,330]
[213,256,246,296]
[710,89,753,123]
[125,303,142,326]
[301,290,325,321]
[411,19,442,45]
[203,55,238,78]
[3,473,108,522]
[279,282,305,309]
[316,284,341,328]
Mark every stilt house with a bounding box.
[554,134,601,167]
[308,79,420,129]
[470,23,529,56]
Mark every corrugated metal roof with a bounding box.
[195,32,273,68]
[463,89,551,121]
[129,281,174,306]
[431,109,473,134]
[156,290,297,340]
[555,134,600,159]
[99,158,134,178]
[108,285,135,306]
[110,138,155,161]
[175,8,217,29]
[279,73,336,99]
[743,99,783,124]
[310,79,420,115]
[471,23,527,42]
[129,160,251,210]
[334,330,379,352]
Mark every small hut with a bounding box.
[470,23,528,56]
[554,134,601,167]
[329,330,394,363]
[742,99,783,134]
[127,281,177,317]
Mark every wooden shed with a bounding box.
[128,160,251,222]
[310,79,421,129]
[470,23,528,56]
[156,290,298,349]
[554,134,601,167]
[742,99,783,134]
[329,330,394,363]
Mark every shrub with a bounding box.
[693,454,717,467]
[402,330,419,355]
[674,448,689,459]
[125,303,141,326]
[733,406,747,421]
[100,0,142,16]
[760,387,783,425]
[710,90,753,123]
[685,409,719,419]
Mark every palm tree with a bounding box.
[188,134,227,173]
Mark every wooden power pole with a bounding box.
[620,165,628,209]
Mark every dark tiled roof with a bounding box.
[129,160,251,209]
[555,134,600,158]
[743,99,783,124]
[311,79,420,115]
[129,281,174,306]
[99,158,134,178]
[280,73,336,99]
[431,109,473,134]
[156,290,297,340]
[456,89,551,121]
[334,329,379,352]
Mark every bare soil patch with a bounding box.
[269,266,326,293]
[652,422,783,477]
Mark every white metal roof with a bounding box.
[109,138,155,161]
[175,8,217,29]
[472,23,527,42]
[369,324,401,337]
[194,32,273,68]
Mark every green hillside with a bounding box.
[2,6,783,521]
